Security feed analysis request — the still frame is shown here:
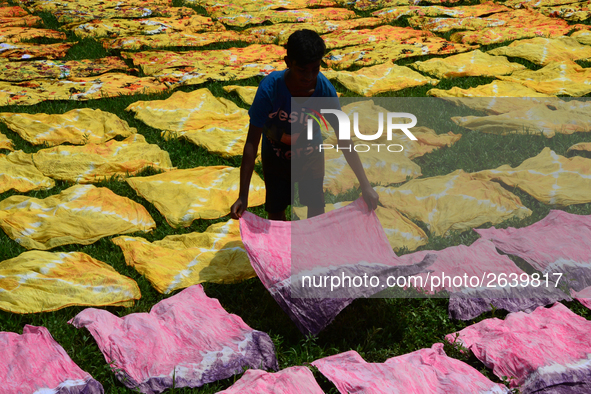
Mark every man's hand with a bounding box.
[361,184,380,211]
[230,197,247,219]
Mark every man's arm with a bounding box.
[230,124,263,219]
[339,140,380,211]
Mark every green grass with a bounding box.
[1,0,591,393]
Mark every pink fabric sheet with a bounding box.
[1,325,103,394]
[572,286,591,310]
[447,302,591,393]
[69,285,278,394]
[312,344,509,393]
[216,366,324,393]
[239,198,435,335]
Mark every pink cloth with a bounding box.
[216,366,323,394]
[0,325,103,394]
[572,286,591,310]
[69,285,277,394]
[312,344,508,394]
[475,210,591,292]
[446,303,591,393]
[239,198,435,334]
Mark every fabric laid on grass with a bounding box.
[69,285,278,393]
[0,150,54,193]
[32,134,174,183]
[505,0,581,8]
[0,250,141,313]
[201,0,337,15]
[475,209,591,293]
[222,85,257,105]
[0,27,66,43]
[324,37,477,70]
[217,366,324,394]
[450,20,574,45]
[541,2,591,20]
[0,5,28,17]
[397,239,569,320]
[473,148,591,206]
[0,184,156,250]
[446,303,591,394]
[372,2,511,21]
[375,170,532,237]
[411,50,524,79]
[568,142,591,154]
[408,15,509,33]
[325,61,439,96]
[497,61,591,96]
[321,25,433,50]
[0,15,41,27]
[571,28,591,45]
[28,0,172,13]
[127,166,265,227]
[240,198,435,335]
[112,219,255,294]
[1,325,104,394]
[103,30,257,50]
[0,132,13,151]
[313,346,510,394]
[54,5,196,24]
[487,37,591,66]
[0,57,131,81]
[0,108,136,146]
[292,202,428,252]
[572,286,591,310]
[0,42,72,61]
[215,8,356,27]
[122,44,286,76]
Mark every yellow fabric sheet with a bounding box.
[112,219,255,294]
[0,250,141,313]
[0,150,54,193]
[126,166,265,227]
[497,61,591,96]
[540,2,591,21]
[375,170,532,236]
[0,27,66,43]
[0,57,131,81]
[411,50,525,78]
[0,184,156,250]
[0,42,72,60]
[408,16,509,33]
[71,15,219,39]
[32,134,174,183]
[55,5,194,24]
[201,0,337,15]
[29,0,172,13]
[293,202,428,252]
[222,85,257,105]
[354,0,417,11]
[473,148,591,206]
[324,37,477,70]
[216,8,356,27]
[372,2,511,21]
[103,31,257,50]
[487,37,591,66]
[322,25,433,50]
[0,132,13,151]
[326,61,439,96]
[0,6,28,17]
[0,15,41,27]
[427,81,555,105]
[505,0,580,8]
[0,108,136,146]
[571,29,591,45]
[568,142,591,153]
[122,44,286,76]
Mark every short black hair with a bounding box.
[286,29,326,66]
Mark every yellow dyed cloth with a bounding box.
[0,27,66,43]
[0,73,169,106]
[32,134,174,183]
[571,29,591,45]
[55,5,194,24]
[375,170,532,236]
[0,251,141,313]
[112,219,255,294]
[408,16,511,33]
[103,31,257,50]
[126,166,265,227]
[411,50,525,79]
[0,6,28,17]
[322,25,433,50]
[0,15,41,27]
[0,150,54,193]
[71,15,219,39]
[324,37,477,70]
[29,0,172,13]
[540,2,591,21]
[372,2,510,21]
[0,42,72,60]
[326,61,439,96]
[202,0,337,15]
[122,44,286,76]
[293,202,428,252]
[487,37,591,66]
[497,61,591,96]
[0,184,156,250]
[568,142,591,153]
[505,0,580,8]
[0,132,13,151]
[354,0,418,11]
[0,109,136,146]
[0,57,131,81]
[473,148,591,206]
[242,18,384,44]
[216,8,356,27]
[222,85,257,105]
[427,81,555,106]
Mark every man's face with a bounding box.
[285,57,321,90]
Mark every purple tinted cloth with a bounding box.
[216,366,324,394]
[69,285,278,394]
[0,325,103,394]
[312,344,509,393]
[447,303,591,394]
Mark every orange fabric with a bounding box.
[0,6,27,17]
[0,15,41,27]
[0,57,131,81]
[216,8,356,27]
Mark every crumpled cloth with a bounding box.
[408,15,510,33]
[487,36,591,66]
[540,2,591,21]
[411,50,525,78]
[568,141,591,154]
[505,0,580,8]
[55,5,195,24]
[0,15,41,27]
[571,28,591,45]
[0,5,28,17]
[375,169,532,236]
[0,250,141,313]
[427,81,554,105]
[112,219,255,294]
[102,30,258,50]
[0,184,156,250]
[0,42,72,60]
[201,0,337,15]
[0,150,54,193]
[0,131,13,151]
[0,27,65,43]
[473,147,591,206]
[322,25,433,50]
[446,303,591,394]
[215,8,356,27]
[312,344,509,394]
[1,325,104,394]
[222,85,257,105]
[372,2,510,21]
[217,366,324,394]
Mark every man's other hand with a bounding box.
[361,185,380,211]
[230,197,247,219]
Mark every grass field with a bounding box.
[1,0,591,392]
